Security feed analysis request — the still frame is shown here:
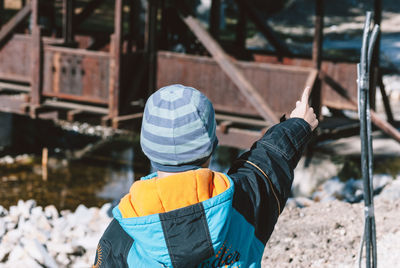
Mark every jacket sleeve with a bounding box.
[93,219,134,268]
[227,118,312,244]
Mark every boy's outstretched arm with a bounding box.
[227,87,318,245]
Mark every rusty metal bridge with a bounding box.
[0,0,399,148]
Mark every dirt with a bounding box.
[262,198,400,267]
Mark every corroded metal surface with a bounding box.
[0,35,31,82]
[157,51,313,117]
[253,55,359,110]
[42,46,110,104]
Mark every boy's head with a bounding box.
[140,84,218,172]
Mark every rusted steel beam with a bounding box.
[0,3,31,46]
[67,109,83,121]
[62,0,75,44]
[216,127,262,149]
[157,51,312,117]
[146,0,158,95]
[0,82,30,92]
[311,0,324,120]
[215,114,268,128]
[112,112,143,128]
[321,71,400,143]
[209,0,221,40]
[235,0,291,57]
[75,0,105,27]
[179,15,279,124]
[312,0,324,70]
[109,0,123,118]
[30,26,43,112]
[235,7,247,54]
[43,99,109,114]
[0,0,4,27]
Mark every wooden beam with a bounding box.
[145,0,158,95]
[180,14,279,124]
[109,0,123,118]
[235,0,291,57]
[30,26,43,113]
[0,3,31,46]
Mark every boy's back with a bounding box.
[93,84,317,267]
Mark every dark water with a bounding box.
[0,114,241,210]
[1,113,399,211]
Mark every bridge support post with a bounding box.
[109,0,123,121]
[62,0,75,45]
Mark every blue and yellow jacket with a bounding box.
[94,118,312,268]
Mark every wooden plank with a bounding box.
[109,0,123,118]
[235,0,291,57]
[30,26,43,108]
[0,3,31,45]
[179,15,279,124]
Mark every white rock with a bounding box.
[56,253,70,266]
[7,245,25,261]
[31,239,58,268]
[21,238,44,264]
[45,205,59,220]
[100,203,112,217]
[0,205,7,217]
[5,257,42,268]
[8,205,20,221]
[0,246,11,263]
[17,200,36,219]
[47,241,73,255]
[2,228,22,244]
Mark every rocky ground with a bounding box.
[0,201,112,267]
[262,178,400,267]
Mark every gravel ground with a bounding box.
[262,182,400,267]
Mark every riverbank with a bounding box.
[1,175,399,267]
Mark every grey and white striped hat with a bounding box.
[140,84,218,172]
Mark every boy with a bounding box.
[94,84,318,267]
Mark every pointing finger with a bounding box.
[301,86,311,104]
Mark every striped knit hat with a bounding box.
[140,84,218,172]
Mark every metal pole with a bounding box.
[358,12,379,268]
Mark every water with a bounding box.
[1,113,399,211]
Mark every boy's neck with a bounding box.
[157,171,179,179]
[156,159,211,179]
